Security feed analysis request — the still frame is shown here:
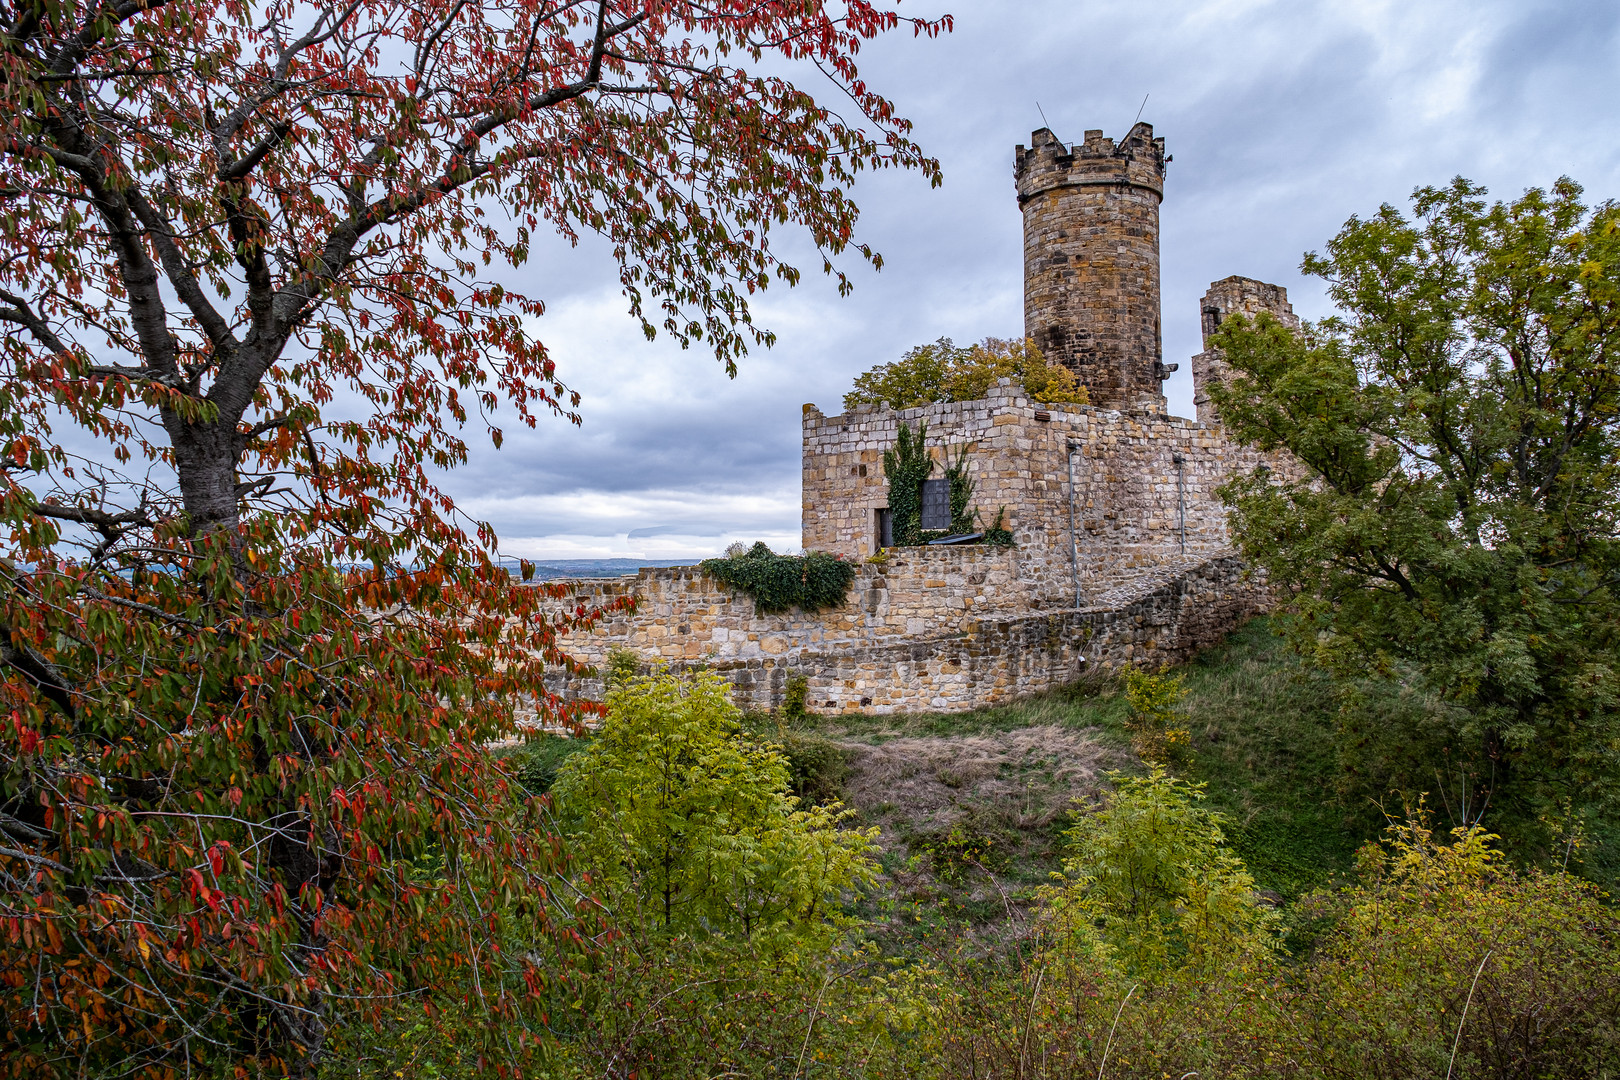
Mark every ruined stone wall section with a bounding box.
[543,554,1268,715]
[1016,124,1168,413]
[547,545,1038,673]
[801,381,1275,597]
[1191,276,1302,425]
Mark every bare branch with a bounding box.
[241,414,294,440]
[0,627,76,718]
[0,288,70,354]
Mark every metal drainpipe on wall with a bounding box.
[1172,451,1187,555]
[1066,440,1083,609]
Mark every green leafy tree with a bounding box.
[848,338,958,411]
[1047,769,1276,980]
[1209,178,1620,848]
[551,670,877,949]
[845,336,1086,411]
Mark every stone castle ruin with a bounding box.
[546,123,1299,714]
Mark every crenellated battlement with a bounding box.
[1014,123,1168,207]
[1018,123,1169,413]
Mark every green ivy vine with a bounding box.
[700,543,856,614]
[944,445,975,534]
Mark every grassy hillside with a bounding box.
[769,617,1390,951]
[505,615,1606,946]
[429,621,1620,1079]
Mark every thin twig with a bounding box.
[794,970,834,1079]
[1447,950,1492,1080]
[1097,984,1137,1080]
[1018,965,1045,1080]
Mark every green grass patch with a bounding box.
[1172,619,1387,900]
[800,681,1133,745]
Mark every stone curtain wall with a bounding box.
[546,546,1036,672]
[801,380,1275,594]
[1016,124,1168,414]
[541,552,1269,714]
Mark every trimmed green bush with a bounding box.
[700,542,856,613]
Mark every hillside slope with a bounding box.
[791,617,1406,948]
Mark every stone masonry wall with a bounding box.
[546,545,1033,673]
[801,380,1277,595]
[1191,276,1302,425]
[542,552,1269,715]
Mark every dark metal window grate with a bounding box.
[920,478,951,531]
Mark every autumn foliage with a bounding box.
[843,336,1086,412]
[0,0,947,1074]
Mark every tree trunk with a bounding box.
[166,414,241,534]
[170,406,336,1074]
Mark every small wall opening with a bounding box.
[920,477,951,530]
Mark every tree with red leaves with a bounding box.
[0,0,946,1073]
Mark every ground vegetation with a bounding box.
[320,626,1620,1079]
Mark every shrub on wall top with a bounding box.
[700,542,856,614]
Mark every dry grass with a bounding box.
[835,724,1127,948]
[841,725,1121,837]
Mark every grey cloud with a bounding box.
[430,0,1620,555]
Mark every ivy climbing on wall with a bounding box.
[882,420,934,546]
[701,543,856,613]
[883,422,1005,546]
[945,445,974,534]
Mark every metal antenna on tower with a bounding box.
[1131,93,1150,131]
[1036,101,1060,143]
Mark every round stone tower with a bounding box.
[1015,123,1169,413]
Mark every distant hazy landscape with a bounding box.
[499,557,696,580]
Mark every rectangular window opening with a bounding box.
[920,478,951,531]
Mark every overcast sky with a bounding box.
[447,0,1620,561]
